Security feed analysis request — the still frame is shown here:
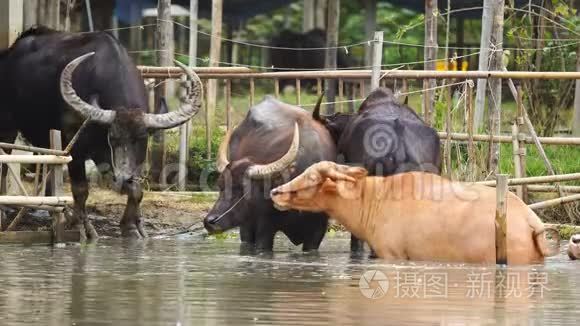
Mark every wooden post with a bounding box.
[370,31,383,92]
[444,85,452,176]
[249,78,255,107]
[23,0,38,30]
[486,0,504,174]
[511,123,523,198]
[574,42,580,136]
[296,79,301,106]
[467,82,476,182]
[153,0,173,186]
[338,78,344,112]
[495,174,508,265]
[274,79,280,98]
[474,0,494,130]
[184,0,198,179]
[177,84,189,191]
[315,0,327,30]
[206,0,223,159]
[225,79,232,130]
[189,0,198,67]
[317,78,322,97]
[364,0,377,67]
[47,0,60,30]
[516,86,528,202]
[423,0,438,126]
[50,129,64,243]
[324,0,339,114]
[303,0,315,32]
[0,0,23,48]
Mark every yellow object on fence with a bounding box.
[436,60,469,71]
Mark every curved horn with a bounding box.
[143,60,203,129]
[247,122,300,179]
[60,52,116,125]
[312,91,325,121]
[216,127,234,173]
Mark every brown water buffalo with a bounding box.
[271,161,559,264]
[568,234,580,260]
[203,96,336,251]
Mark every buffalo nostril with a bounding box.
[572,237,580,244]
[206,216,219,225]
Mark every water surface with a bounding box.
[0,233,578,325]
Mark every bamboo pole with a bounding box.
[249,78,255,107]
[317,79,322,97]
[370,31,383,92]
[225,79,232,130]
[529,194,580,210]
[495,174,508,264]
[274,79,280,98]
[6,208,27,231]
[475,0,494,130]
[139,66,251,77]
[0,142,67,156]
[324,0,340,114]
[504,68,574,222]
[516,86,528,202]
[49,130,63,197]
[0,196,73,206]
[296,79,301,106]
[518,185,580,193]
[444,85,452,176]
[487,0,505,174]
[206,0,223,156]
[436,132,580,145]
[183,70,580,80]
[338,78,344,112]
[178,82,189,191]
[423,0,438,126]
[478,173,580,187]
[511,123,523,198]
[359,80,365,99]
[0,155,72,164]
[0,149,30,196]
[467,83,476,181]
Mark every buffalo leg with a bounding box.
[350,235,365,252]
[120,182,146,239]
[301,213,328,252]
[254,215,276,251]
[240,222,256,244]
[0,129,17,194]
[68,160,99,241]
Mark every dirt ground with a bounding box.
[0,186,216,238]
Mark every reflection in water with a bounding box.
[0,233,579,325]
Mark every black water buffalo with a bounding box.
[314,87,441,251]
[270,29,356,90]
[0,27,202,240]
[203,96,336,251]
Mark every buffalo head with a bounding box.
[312,92,352,143]
[203,123,300,233]
[60,52,202,192]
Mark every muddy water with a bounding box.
[0,233,579,326]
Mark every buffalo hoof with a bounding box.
[121,227,143,239]
[136,218,148,238]
[84,220,99,241]
[76,221,99,243]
